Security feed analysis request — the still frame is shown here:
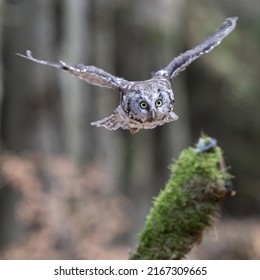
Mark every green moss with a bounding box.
[129,136,233,260]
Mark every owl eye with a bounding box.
[155,99,163,107]
[140,101,148,109]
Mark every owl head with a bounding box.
[121,77,176,123]
[91,77,178,134]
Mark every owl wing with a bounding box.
[16,50,126,90]
[154,17,238,80]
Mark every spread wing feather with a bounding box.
[16,50,127,90]
[154,17,238,79]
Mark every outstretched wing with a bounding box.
[154,17,238,80]
[16,50,127,90]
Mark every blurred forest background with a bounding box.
[0,0,259,259]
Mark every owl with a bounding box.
[17,17,237,134]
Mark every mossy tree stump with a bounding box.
[130,136,234,260]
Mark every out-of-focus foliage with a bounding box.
[0,0,259,259]
[0,153,129,259]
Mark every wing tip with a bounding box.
[223,16,238,32]
[15,49,33,59]
[227,16,239,23]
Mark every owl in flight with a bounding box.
[17,17,237,134]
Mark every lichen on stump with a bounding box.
[130,136,234,260]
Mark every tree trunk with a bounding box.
[59,0,95,167]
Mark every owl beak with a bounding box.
[151,109,157,119]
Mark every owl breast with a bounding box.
[119,77,178,132]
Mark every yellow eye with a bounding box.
[155,99,163,107]
[140,101,148,109]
